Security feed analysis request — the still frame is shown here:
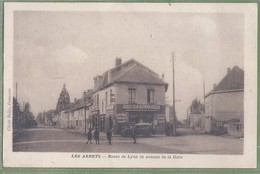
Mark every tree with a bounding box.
[36,112,44,124]
[13,97,22,128]
[190,98,205,114]
[23,102,35,121]
[45,109,55,125]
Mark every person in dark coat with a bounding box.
[106,129,112,145]
[94,128,100,145]
[132,126,137,144]
[86,129,92,144]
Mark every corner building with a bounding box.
[91,58,168,134]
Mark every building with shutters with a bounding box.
[91,58,168,134]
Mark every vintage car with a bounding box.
[121,123,153,137]
[210,127,228,136]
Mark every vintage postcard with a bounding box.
[3,2,257,168]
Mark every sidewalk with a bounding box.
[63,127,167,141]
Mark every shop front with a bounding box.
[114,104,166,134]
[105,107,115,132]
[91,110,99,130]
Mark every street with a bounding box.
[13,125,243,154]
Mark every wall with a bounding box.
[211,91,243,120]
[92,85,115,115]
[189,113,203,130]
[204,91,244,134]
[115,83,166,105]
[59,110,69,129]
[72,108,85,131]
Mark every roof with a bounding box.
[205,66,244,97]
[60,102,74,113]
[95,59,168,92]
[71,99,85,111]
[213,113,243,122]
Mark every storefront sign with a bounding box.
[116,113,127,123]
[123,104,160,111]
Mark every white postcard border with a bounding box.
[3,2,257,168]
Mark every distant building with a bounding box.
[70,90,93,133]
[204,66,244,137]
[59,107,71,129]
[188,99,205,131]
[91,58,168,134]
[189,114,204,131]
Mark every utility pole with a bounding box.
[171,52,177,136]
[16,82,18,100]
[187,107,189,128]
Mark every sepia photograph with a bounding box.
[3,2,257,168]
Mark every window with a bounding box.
[128,88,136,103]
[97,94,99,110]
[147,89,155,103]
[110,90,115,102]
[216,122,223,128]
[105,92,108,106]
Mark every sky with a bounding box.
[13,11,244,121]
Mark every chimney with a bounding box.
[162,73,165,80]
[97,75,103,87]
[227,67,231,74]
[94,77,97,89]
[115,57,122,67]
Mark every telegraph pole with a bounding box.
[16,82,18,100]
[203,81,205,105]
[171,52,177,136]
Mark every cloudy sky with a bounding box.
[13,10,244,120]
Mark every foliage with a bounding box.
[23,102,35,121]
[36,112,44,124]
[13,97,22,128]
[190,98,205,114]
[13,98,35,128]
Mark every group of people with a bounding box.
[86,126,137,145]
[86,128,100,145]
[86,128,113,145]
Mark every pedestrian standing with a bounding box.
[106,129,112,145]
[132,126,136,144]
[86,129,92,144]
[94,128,100,145]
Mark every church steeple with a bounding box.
[62,83,66,91]
[56,83,70,112]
